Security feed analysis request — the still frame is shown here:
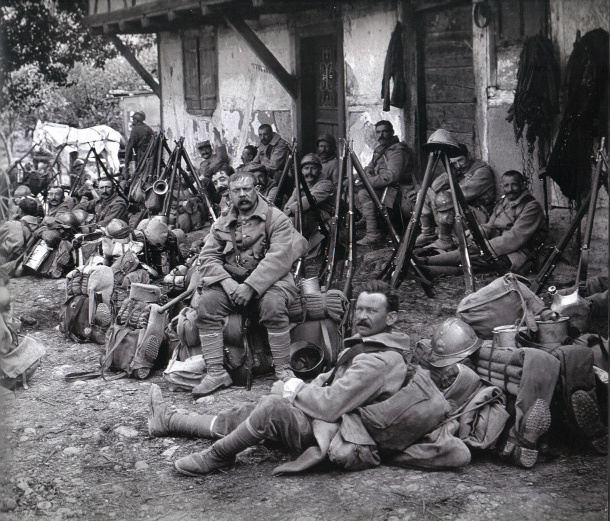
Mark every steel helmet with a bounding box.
[422,129,461,154]
[290,341,325,379]
[316,133,337,150]
[429,317,482,367]
[106,219,130,239]
[13,185,32,198]
[434,190,454,212]
[300,153,322,168]
[144,218,169,248]
[71,208,90,225]
[55,212,80,230]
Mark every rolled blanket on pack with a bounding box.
[480,375,520,396]
[477,344,523,366]
[288,289,349,324]
[475,360,523,379]
[475,367,520,385]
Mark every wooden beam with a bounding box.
[223,12,298,100]
[167,10,177,22]
[107,35,161,98]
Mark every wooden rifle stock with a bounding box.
[379,151,439,287]
[179,145,217,222]
[343,141,356,298]
[575,138,606,295]
[161,139,183,218]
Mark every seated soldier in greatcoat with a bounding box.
[419,170,547,276]
[188,171,308,396]
[76,177,128,228]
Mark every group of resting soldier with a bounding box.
[6,119,605,480]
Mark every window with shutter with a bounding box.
[182,28,218,117]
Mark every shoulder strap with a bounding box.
[263,207,273,254]
[322,343,406,387]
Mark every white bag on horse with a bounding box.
[33,120,124,176]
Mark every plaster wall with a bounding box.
[158,2,400,167]
[343,2,405,166]
[484,0,608,240]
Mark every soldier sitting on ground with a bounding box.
[76,177,129,228]
[416,141,495,248]
[45,187,75,220]
[283,153,335,259]
[419,170,546,276]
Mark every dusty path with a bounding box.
[0,239,608,521]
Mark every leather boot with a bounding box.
[499,398,551,468]
[174,420,262,476]
[358,190,382,246]
[148,384,217,438]
[415,212,437,247]
[268,328,295,381]
[428,222,456,252]
[192,331,233,398]
[571,390,608,454]
[139,304,167,363]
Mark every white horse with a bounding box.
[32,120,124,174]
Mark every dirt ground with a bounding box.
[0,234,608,521]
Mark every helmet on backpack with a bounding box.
[429,317,482,367]
[290,341,325,379]
[13,185,32,199]
[106,219,130,239]
[434,190,454,212]
[55,212,80,231]
[71,209,90,225]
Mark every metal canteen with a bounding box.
[535,312,570,347]
[492,325,529,348]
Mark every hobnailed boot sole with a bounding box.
[571,390,605,441]
[144,335,161,363]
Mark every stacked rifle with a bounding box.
[126,133,216,225]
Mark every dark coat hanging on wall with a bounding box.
[382,22,407,112]
[546,28,609,201]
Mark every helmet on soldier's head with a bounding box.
[429,317,482,367]
[106,219,130,239]
[434,190,453,212]
[14,185,32,199]
[71,209,90,225]
[55,212,80,231]
[300,153,322,168]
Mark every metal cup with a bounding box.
[299,277,321,296]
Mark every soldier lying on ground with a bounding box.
[148,280,412,476]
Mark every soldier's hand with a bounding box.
[270,380,284,396]
[232,283,255,307]
[220,278,240,300]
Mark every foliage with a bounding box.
[0,1,157,136]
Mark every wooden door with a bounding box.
[417,3,475,152]
[300,34,341,154]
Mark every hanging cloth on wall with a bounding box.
[506,34,560,163]
[545,28,609,201]
[381,22,406,112]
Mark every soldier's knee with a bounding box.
[258,291,289,323]
[249,395,290,430]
